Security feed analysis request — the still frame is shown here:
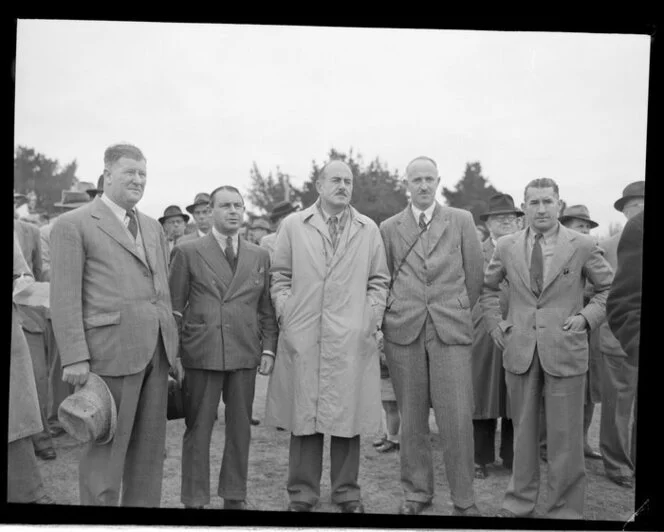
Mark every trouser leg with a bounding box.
[24,330,54,453]
[121,340,169,507]
[600,354,637,478]
[384,330,433,503]
[287,433,324,506]
[330,435,361,503]
[7,437,45,503]
[542,367,586,519]
[428,337,476,509]
[219,368,256,501]
[502,351,544,516]
[181,367,224,507]
[499,417,514,467]
[473,418,497,466]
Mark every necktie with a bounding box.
[419,212,427,231]
[126,210,138,240]
[530,233,544,296]
[225,235,236,273]
[328,215,339,250]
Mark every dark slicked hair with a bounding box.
[524,177,560,200]
[103,143,146,170]
[210,185,244,207]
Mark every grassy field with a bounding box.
[38,373,635,520]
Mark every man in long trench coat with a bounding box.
[264,160,390,513]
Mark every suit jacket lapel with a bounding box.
[92,198,147,267]
[136,210,158,273]
[425,203,449,256]
[510,229,532,291]
[396,207,425,261]
[226,238,252,299]
[541,225,576,294]
[196,233,232,296]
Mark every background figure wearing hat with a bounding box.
[169,186,278,510]
[248,217,271,245]
[9,234,54,504]
[159,205,189,255]
[554,205,603,461]
[14,199,59,461]
[598,181,644,489]
[49,143,180,507]
[180,192,212,243]
[86,174,104,200]
[471,194,523,479]
[259,200,299,258]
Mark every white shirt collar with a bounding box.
[197,228,207,238]
[411,201,436,225]
[101,193,134,224]
[211,226,239,252]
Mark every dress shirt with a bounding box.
[100,193,146,262]
[525,222,559,283]
[411,202,436,227]
[316,200,349,249]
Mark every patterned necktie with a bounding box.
[530,232,544,296]
[225,235,236,273]
[419,212,427,231]
[126,210,138,240]
[328,215,339,250]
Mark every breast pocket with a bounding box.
[83,311,122,330]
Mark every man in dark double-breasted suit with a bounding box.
[481,178,614,519]
[169,185,278,510]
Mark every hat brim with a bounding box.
[613,195,644,212]
[58,372,117,444]
[479,209,525,222]
[53,202,90,210]
[159,213,190,224]
[559,215,599,229]
[270,206,298,223]
[185,201,209,214]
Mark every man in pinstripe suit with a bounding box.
[380,156,484,516]
[50,143,180,506]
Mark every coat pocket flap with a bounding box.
[83,311,122,330]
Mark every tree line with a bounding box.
[16,145,620,235]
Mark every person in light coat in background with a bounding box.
[265,159,390,514]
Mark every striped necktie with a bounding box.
[328,215,339,249]
[225,235,236,273]
[530,232,544,296]
[126,210,138,240]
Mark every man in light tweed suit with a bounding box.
[50,143,180,506]
[481,178,613,519]
[380,156,484,516]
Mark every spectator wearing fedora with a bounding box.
[558,205,603,461]
[598,181,644,489]
[248,217,271,245]
[86,174,104,200]
[159,205,190,254]
[50,143,181,507]
[471,193,523,479]
[180,192,212,243]
[259,201,298,258]
[9,234,54,504]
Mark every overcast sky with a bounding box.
[14,21,650,236]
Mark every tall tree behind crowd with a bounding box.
[14,146,79,214]
[441,161,502,225]
[301,148,408,225]
[246,162,302,215]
